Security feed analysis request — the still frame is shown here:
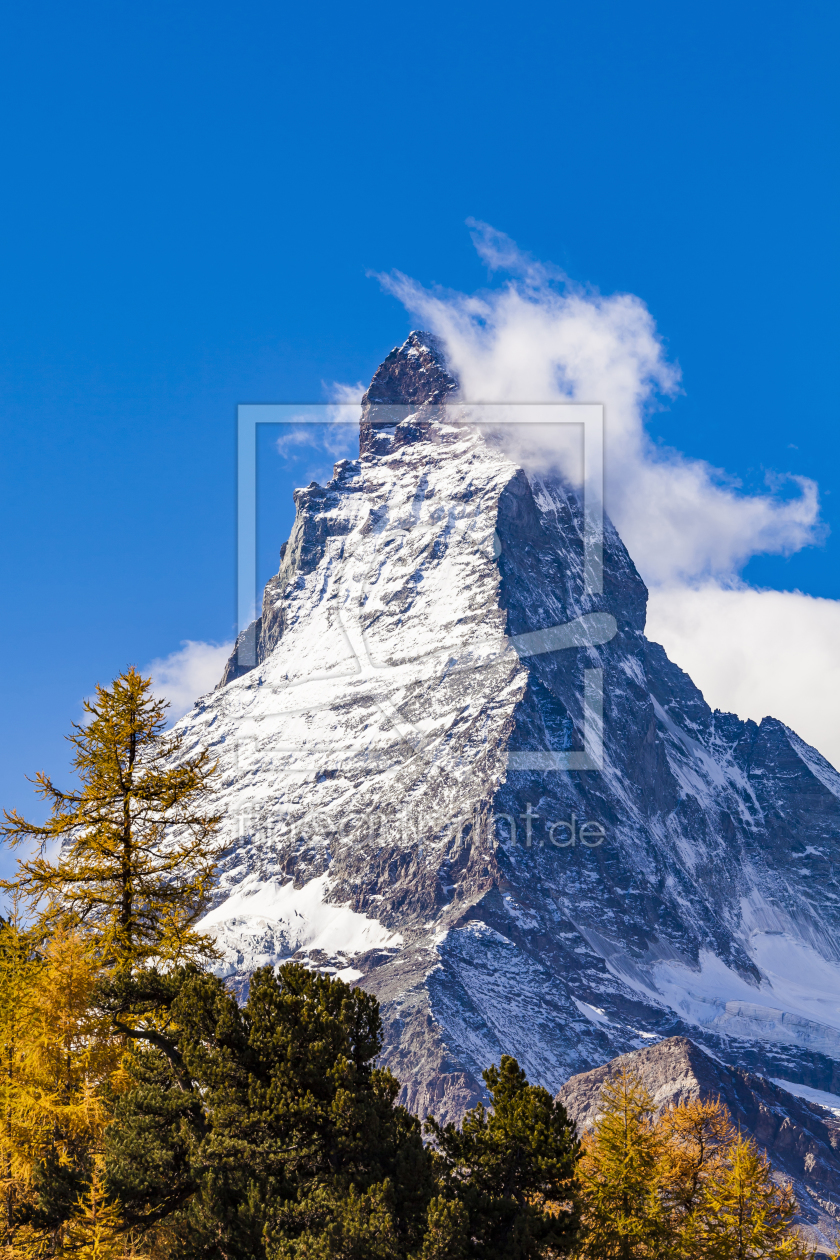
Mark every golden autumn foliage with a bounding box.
[0,667,223,972]
[0,925,129,1258]
[0,667,227,1258]
[574,1068,815,1260]
[694,1134,809,1259]
[573,1068,664,1258]
[62,1160,145,1260]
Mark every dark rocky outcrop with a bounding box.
[359,330,457,455]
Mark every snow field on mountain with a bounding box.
[198,872,402,977]
[770,1078,840,1116]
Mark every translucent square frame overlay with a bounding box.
[236,403,611,772]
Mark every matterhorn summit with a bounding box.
[176,333,840,1123]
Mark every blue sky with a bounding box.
[1,0,838,852]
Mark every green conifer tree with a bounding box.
[414,1197,470,1260]
[425,1054,580,1259]
[102,963,434,1260]
[574,1067,664,1259]
[0,667,223,973]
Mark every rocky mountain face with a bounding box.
[178,332,840,1128]
[558,1036,840,1255]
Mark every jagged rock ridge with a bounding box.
[180,332,840,1127]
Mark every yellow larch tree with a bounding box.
[0,912,40,1249]
[695,1131,813,1260]
[0,926,127,1258]
[657,1097,736,1256]
[63,1158,144,1260]
[0,667,223,974]
[573,1077,815,1260]
[574,1066,666,1258]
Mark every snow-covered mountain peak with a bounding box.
[189,334,840,1123]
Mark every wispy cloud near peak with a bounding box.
[376,223,822,588]
[146,640,233,722]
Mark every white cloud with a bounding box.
[646,585,840,769]
[325,380,365,406]
[377,220,823,588]
[146,640,233,722]
[322,400,363,458]
[275,426,319,458]
[275,397,361,467]
[373,222,839,767]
